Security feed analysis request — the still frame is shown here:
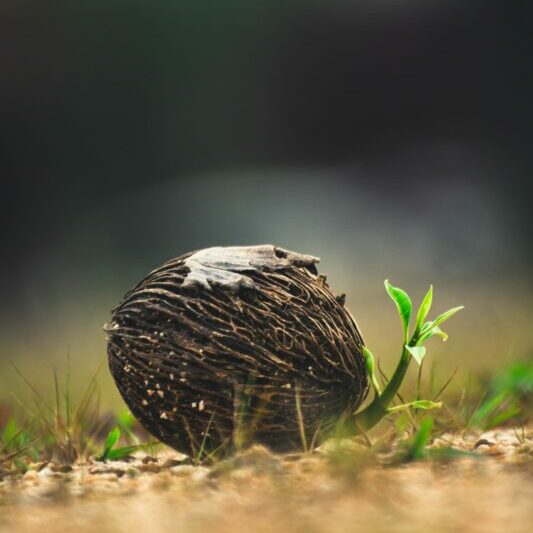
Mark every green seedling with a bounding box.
[351,280,463,434]
[97,425,155,461]
[98,426,121,461]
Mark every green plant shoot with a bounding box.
[351,281,463,435]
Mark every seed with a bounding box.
[107,245,367,456]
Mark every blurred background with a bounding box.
[1,1,531,407]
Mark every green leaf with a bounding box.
[492,361,533,396]
[431,326,448,341]
[469,391,522,429]
[414,285,433,338]
[388,400,442,413]
[107,445,138,461]
[384,280,412,341]
[484,403,522,429]
[107,443,159,461]
[469,392,505,427]
[419,321,433,335]
[362,346,381,395]
[431,306,464,329]
[406,345,426,365]
[1,418,18,446]
[100,426,121,460]
[407,417,434,460]
[410,400,442,410]
[105,426,121,450]
[418,325,448,344]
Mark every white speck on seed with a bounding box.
[160,412,168,419]
[142,399,148,406]
[170,373,175,380]
[282,383,292,389]
[157,390,164,398]
[191,402,197,408]
[199,400,205,411]
[147,389,154,396]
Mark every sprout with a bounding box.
[351,281,463,435]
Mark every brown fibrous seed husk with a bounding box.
[106,245,368,457]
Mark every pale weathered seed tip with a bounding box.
[182,245,319,291]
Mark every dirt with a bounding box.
[1,428,532,533]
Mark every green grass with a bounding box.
[0,361,158,476]
[1,280,531,476]
[1,359,530,476]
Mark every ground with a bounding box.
[1,427,531,533]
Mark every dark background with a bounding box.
[1,1,531,402]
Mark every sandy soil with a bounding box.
[1,428,531,533]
